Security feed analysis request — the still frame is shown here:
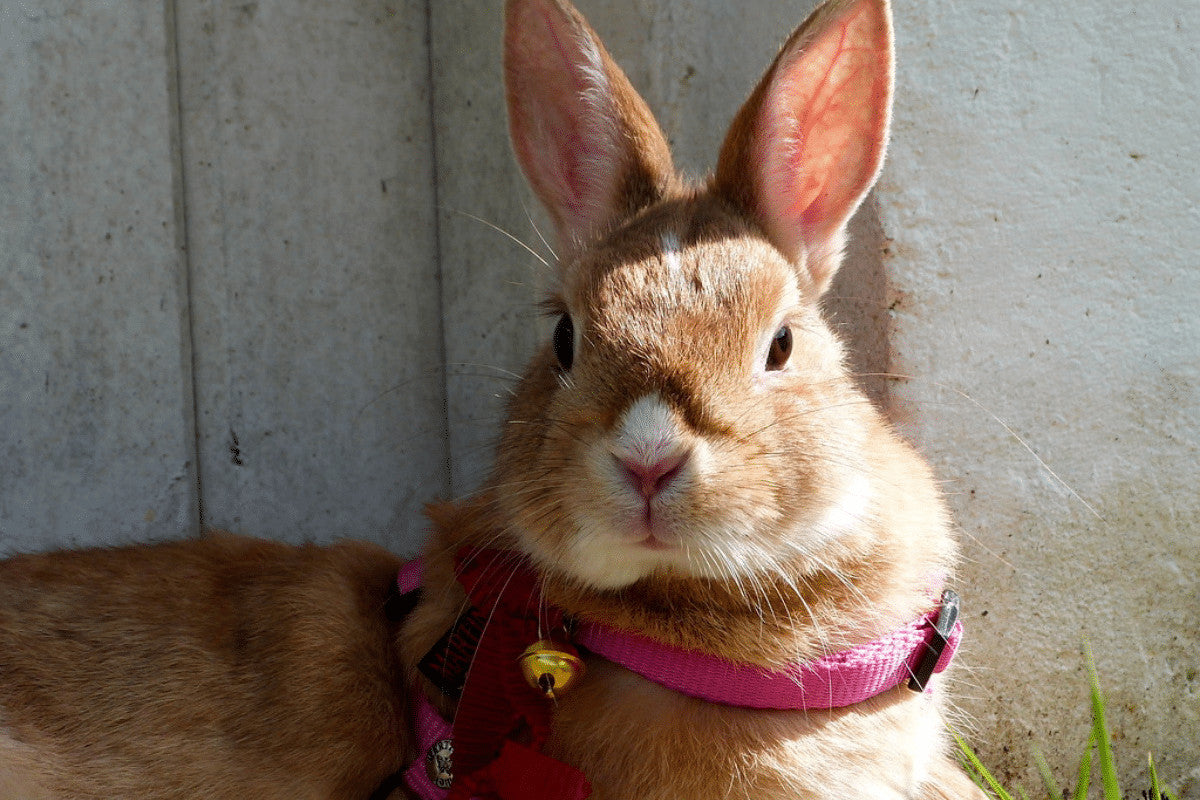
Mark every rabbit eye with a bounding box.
[553,313,574,370]
[766,325,792,371]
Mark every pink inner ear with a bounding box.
[533,90,591,225]
[532,9,598,220]
[506,1,622,244]
[758,0,890,256]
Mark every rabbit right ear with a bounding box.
[504,0,675,254]
[713,0,893,293]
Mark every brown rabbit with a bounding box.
[0,0,986,798]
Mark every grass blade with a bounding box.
[1072,730,1094,800]
[1085,645,1121,800]
[1033,745,1062,800]
[954,731,1015,800]
[1148,752,1179,800]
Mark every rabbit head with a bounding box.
[493,0,923,601]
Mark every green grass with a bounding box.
[954,646,1179,800]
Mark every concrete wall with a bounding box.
[1,0,1195,795]
[883,3,1198,794]
[1,0,448,553]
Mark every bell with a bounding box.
[519,640,585,698]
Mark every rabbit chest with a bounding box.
[396,551,964,800]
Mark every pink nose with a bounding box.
[616,450,690,501]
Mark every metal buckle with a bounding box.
[907,589,960,692]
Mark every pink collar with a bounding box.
[395,557,963,798]
[398,557,962,709]
[572,598,961,708]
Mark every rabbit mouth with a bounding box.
[545,467,873,589]
[604,517,688,555]
[635,533,677,552]
[620,501,687,548]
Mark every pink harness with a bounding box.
[396,558,963,799]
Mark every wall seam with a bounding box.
[423,0,453,499]
[163,0,206,534]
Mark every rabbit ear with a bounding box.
[505,0,675,253]
[713,0,893,293]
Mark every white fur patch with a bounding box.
[661,231,682,271]
[659,231,694,298]
[815,474,872,541]
[611,394,681,468]
[570,28,622,235]
[564,526,670,588]
[575,26,608,90]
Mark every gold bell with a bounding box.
[519,639,585,699]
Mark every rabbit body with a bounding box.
[0,534,409,800]
[0,0,987,797]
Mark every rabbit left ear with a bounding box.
[713,0,893,293]
[504,0,675,255]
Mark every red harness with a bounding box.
[439,549,590,800]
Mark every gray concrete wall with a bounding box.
[1,0,1195,795]
[1,0,449,554]
[175,0,448,550]
[882,1,1199,793]
[1,2,198,551]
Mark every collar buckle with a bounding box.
[907,589,961,692]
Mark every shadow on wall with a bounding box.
[825,197,897,422]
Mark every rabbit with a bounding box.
[0,0,987,798]
[401,0,988,797]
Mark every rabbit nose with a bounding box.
[616,450,690,501]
